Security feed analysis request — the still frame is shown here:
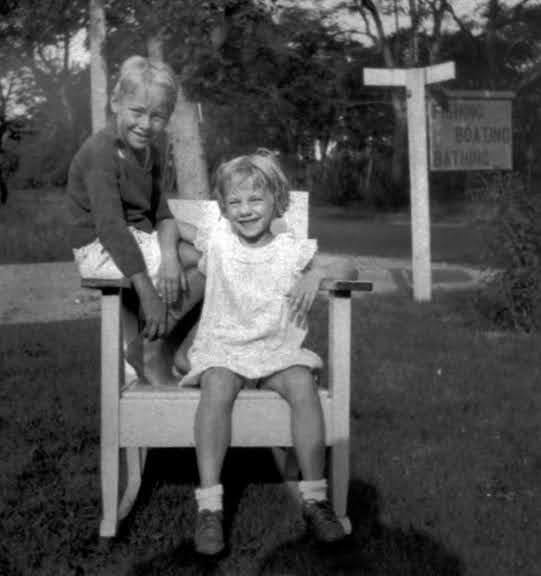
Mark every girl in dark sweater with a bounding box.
[67,55,203,386]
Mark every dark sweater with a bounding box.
[66,124,176,278]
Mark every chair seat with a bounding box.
[120,384,333,447]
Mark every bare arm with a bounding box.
[288,254,358,327]
[157,218,181,259]
[156,218,187,304]
[131,272,167,340]
[307,254,358,283]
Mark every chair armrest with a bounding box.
[319,279,373,297]
[81,277,131,291]
[81,277,374,294]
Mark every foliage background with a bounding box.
[2,0,541,330]
[2,0,540,203]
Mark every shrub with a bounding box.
[478,172,541,332]
[304,147,399,208]
[305,156,359,205]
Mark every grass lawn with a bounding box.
[1,292,540,575]
[0,188,73,265]
[0,187,490,265]
[310,205,488,266]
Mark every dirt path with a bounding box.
[0,257,487,325]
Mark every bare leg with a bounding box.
[141,266,205,386]
[140,339,176,386]
[171,242,205,376]
[123,289,144,383]
[195,368,243,487]
[168,266,205,328]
[263,366,325,480]
[178,240,201,268]
[265,367,347,542]
[173,321,198,374]
[126,240,205,387]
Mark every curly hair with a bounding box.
[212,149,290,217]
[111,55,178,117]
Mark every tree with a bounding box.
[335,0,460,203]
[106,0,213,198]
[89,0,107,132]
[436,0,541,180]
[2,0,90,184]
[0,40,40,200]
[183,3,362,174]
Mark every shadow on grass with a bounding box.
[259,479,464,576]
[123,450,463,576]
[1,314,482,576]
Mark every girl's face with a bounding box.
[112,84,170,152]
[223,175,276,246]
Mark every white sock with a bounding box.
[298,478,327,503]
[195,484,223,512]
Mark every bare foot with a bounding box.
[173,349,190,375]
[143,339,177,387]
[173,321,198,374]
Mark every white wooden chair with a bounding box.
[80,191,373,538]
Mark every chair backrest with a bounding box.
[168,190,309,239]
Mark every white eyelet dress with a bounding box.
[179,219,323,387]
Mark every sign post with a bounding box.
[364,62,455,301]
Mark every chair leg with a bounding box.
[119,447,147,520]
[329,439,351,532]
[328,294,352,534]
[100,460,119,537]
[99,291,122,537]
[100,446,119,538]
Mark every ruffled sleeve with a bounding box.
[294,238,318,273]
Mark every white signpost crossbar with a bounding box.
[364,62,456,301]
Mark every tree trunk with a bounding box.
[358,1,407,200]
[485,0,499,90]
[89,0,108,132]
[145,35,210,200]
[167,86,210,199]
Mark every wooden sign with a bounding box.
[429,91,513,171]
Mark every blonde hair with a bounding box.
[213,149,290,217]
[111,55,178,116]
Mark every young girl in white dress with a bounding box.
[175,149,357,556]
